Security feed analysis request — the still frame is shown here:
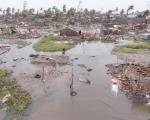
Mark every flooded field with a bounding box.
[1,39,149,120]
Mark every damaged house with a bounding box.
[60,28,78,36]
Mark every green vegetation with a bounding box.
[124,34,145,41]
[0,69,31,112]
[33,34,75,52]
[113,43,150,53]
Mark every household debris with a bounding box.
[31,55,70,65]
[29,54,39,58]
[13,57,26,62]
[34,73,41,79]
[78,75,91,84]
[78,64,87,69]
[87,68,93,72]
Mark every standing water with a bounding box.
[23,41,149,120]
[0,40,150,120]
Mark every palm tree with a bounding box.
[127,5,134,15]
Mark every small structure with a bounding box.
[60,28,78,36]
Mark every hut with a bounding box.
[60,28,78,36]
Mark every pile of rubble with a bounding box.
[106,63,150,103]
[30,54,70,66]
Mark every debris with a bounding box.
[78,75,91,84]
[31,55,70,65]
[13,58,19,61]
[90,56,96,58]
[70,91,77,96]
[78,64,87,69]
[11,65,16,68]
[34,74,41,79]
[111,77,118,84]
[29,54,39,58]
[107,63,150,103]
[74,57,79,60]
[87,68,93,72]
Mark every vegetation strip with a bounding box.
[113,42,150,53]
[0,69,31,112]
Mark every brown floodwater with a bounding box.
[0,40,150,120]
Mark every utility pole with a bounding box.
[77,0,82,12]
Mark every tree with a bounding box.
[29,8,35,15]
[115,7,119,12]
[6,7,11,15]
[67,8,76,17]
[63,4,66,13]
[12,8,15,14]
[83,8,89,16]
[120,9,124,16]
[17,9,20,13]
[0,8,2,12]
[89,9,96,19]
[3,10,6,15]
[104,10,112,23]
[107,10,112,19]
[127,5,134,15]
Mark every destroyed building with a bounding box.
[60,28,78,36]
[123,64,150,96]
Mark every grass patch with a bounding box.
[33,34,75,52]
[0,69,31,112]
[113,43,150,53]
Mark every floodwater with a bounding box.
[0,39,150,120]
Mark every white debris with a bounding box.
[2,93,11,104]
